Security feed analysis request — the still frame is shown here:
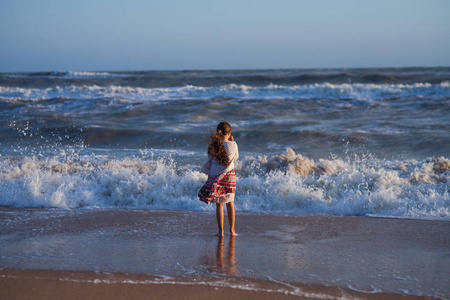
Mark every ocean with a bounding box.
[0,67,449,219]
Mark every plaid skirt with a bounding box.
[198,170,236,204]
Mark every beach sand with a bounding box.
[1,208,449,299]
[0,268,433,300]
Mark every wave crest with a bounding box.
[1,82,448,102]
[0,149,448,220]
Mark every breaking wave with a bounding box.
[1,81,449,102]
[0,148,448,220]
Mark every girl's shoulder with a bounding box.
[223,140,238,147]
[223,140,238,152]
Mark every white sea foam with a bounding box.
[62,71,116,78]
[1,82,449,102]
[0,149,448,220]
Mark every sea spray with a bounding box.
[0,149,448,219]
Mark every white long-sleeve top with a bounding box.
[208,140,239,176]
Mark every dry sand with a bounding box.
[0,208,449,299]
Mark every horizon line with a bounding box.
[1,65,450,74]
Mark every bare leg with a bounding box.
[226,201,238,236]
[216,203,224,236]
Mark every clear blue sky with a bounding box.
[1,0,449,72]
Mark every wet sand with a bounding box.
[0,268,434,300]
[0,208,449,299]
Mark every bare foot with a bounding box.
[216,231,224,236]
[230,231,238,236]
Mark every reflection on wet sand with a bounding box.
[214,236,237,275]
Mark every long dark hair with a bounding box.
[208,122,231,166]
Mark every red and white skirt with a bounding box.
[198,170,236,204]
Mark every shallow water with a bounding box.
[1,209,449,298]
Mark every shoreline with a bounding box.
[0,268,435,300]
[2,206,449,221]
[1,208,449,299]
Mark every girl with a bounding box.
[198,122,239,236]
